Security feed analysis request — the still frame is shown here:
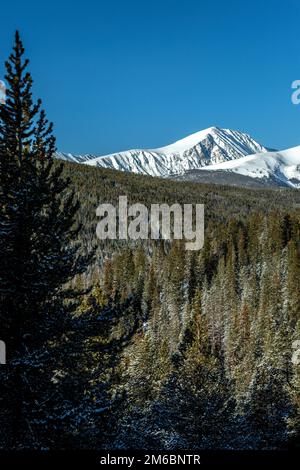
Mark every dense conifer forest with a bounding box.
[60,161,300,450]
[0,32,300,452]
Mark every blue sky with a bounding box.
[0,0,300,154]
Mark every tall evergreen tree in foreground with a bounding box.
[0,31,91,448]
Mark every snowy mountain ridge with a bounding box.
[57,127,268,177]
[56,126,300,188]
[197,145,300,188]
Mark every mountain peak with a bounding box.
[144,126,267,167]
[57,127,268,178]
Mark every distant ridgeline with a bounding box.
[57,127,300,188]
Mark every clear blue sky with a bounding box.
[0,0,300,154]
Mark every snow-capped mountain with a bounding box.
[56,153,98,164]
[57,127,268,177]
[196,146,300,188]
[56,126,300,188]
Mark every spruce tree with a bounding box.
[0,31,91,449]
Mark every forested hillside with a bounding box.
[61,159,300,278]
[55,160,300,450]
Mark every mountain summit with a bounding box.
[57,127,300,188]
[57,127,268,177]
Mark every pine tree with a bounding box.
[146,289,236,450]
[58,286,142,449]
[0,31,92,449]
[243,360,291,449]
[287,320,300,446]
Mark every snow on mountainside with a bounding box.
[56,153,98,164]
[57,127,268,177]
[197,146,300,188]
